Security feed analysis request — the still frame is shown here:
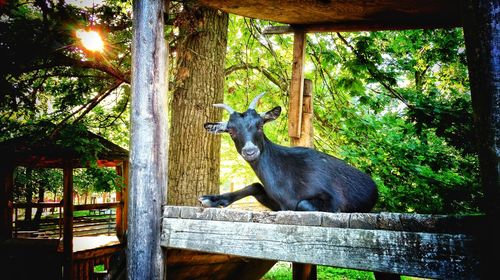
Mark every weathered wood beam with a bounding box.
[161,207,482,278]
[462,1,500,278]
[293,262,317,280]
[163,206,482,235]
[290,78,315,278]
[129,0,169,279]
[73,202,120,211]
[291,79,314,147]
[73,244,124,261]
[262,20,462,35]
[115,162,127,241]
[288,29,306,139]
[115,164,123,240]
[62,164,74,280]
[122,161,129,232]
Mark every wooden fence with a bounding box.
[12,202,119,238]
[162,206,481,279]
[73,243,124,280]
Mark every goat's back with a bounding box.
[271,145,378,213]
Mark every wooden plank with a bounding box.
[288,29,306,139]
[13,202,62,209]
[115,164,123,240]
[73,244,123,261]
[162,218,479,279]
[119,161,128,242]
[63,164,74,280]
[197,0,461,29]
[290,78,316,278]
[291,79,314,147]
[462,1,500,278]
[129,0,169,279]
[262,20,461,34]
[74,202,120,211]
[162,206,483,234]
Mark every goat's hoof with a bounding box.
[198,195,229,208]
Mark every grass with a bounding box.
[41,210,92,219]
[263,262,374,280]
[94,264,106,273]
[262,262,429,280]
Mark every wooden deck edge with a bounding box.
[161,217,480,279]
[162,206,484,234]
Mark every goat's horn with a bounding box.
[213,103,236,114]
[248,92,265,110]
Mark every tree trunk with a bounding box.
[33,186,45,227]
[168,3,228,206]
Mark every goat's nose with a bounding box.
[241,145,260,161]
[241,141,260,161]
[242,147,257,156]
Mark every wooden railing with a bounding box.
[161,206,481,279]
[12,202,121,238]
[73,243,124,280]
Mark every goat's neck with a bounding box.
[248,135,284,180]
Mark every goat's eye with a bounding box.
[227,128,236,138]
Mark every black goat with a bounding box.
[200,93,378,213]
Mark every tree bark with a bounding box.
[33,186,45,227]
[168,3,228,206]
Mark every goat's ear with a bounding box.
[261,106,281,124]
[204,122,228,134]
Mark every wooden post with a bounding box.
[0,163,14,240]
[288,29,306,139]
[293,263,317,280]
[115,161,128,243]
[63,164,74,280]
[115,163,124,241]
[290,79,316,279]
[462,1,500,278]
[291,79,314,147]
[129,0,169,279]
[122,161,129,234]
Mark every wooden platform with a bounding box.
[198,0,462,31]
[161,206,481,279]
[166,249,275,280]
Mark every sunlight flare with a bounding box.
[76,29,104,52]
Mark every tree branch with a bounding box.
[50,81,123,137]
[225,63,288,92]
[336,32,411,107]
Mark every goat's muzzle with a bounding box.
[241,142,260,162]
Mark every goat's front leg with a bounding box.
[198,183,279,210]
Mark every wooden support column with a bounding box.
[129,0,169,279]
[291,79,314,147]
[115,162,128,242]
[0,163,14,240]
[63,164,74,280]
[290,79,316,279]
[462,1,500,278]
[288,29,306,139]
[293,262,317,280]
[122,161,129,233]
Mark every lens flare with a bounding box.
[76,29,104,52]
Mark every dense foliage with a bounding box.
[1,1,481,214]
[222,18,480,214]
